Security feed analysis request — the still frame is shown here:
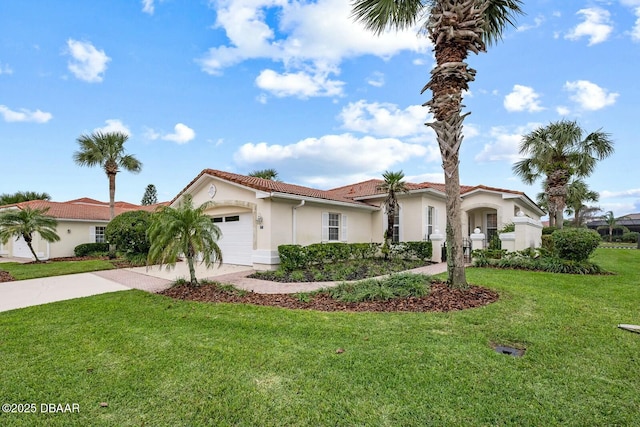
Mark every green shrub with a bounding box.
[328,273,430,302]
[499,223,515,233]
[74,242,110,257]
[402,241,433,261]
[350,243,379,259]
[552,228,601,262]
[541,234,555,254]
[278,245,308,271]
[488,234,501,250]
[621,232,639,243]
[105,210,152,257]
[542,226,558,235]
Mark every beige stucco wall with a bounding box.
[2,220,109,260]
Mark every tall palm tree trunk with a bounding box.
[107,172,117,257]
[424,0,485,289]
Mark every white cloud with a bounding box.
[233,133,429,185]
[142,0,155,14]
[255,68,344,98]
[366,72,385,88]
[199,0,428,97]
[339,100,433,141]
[632,7,640,42]
[145,123,196,144]
[405,172,444,184]
[504,85,544,112]
[600,189,640,198]
[0,105,52,123]
[565,8,613,45]
[474,123,541,163]
[65,39,111,83]
[564,80,618,110]
[0,62,13,75]
[517,15,545,32]
[94,119,131,135]
[556,106,571,116]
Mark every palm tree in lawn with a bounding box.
[147,195,223,286]
[377,170,409,250]
[0,206,60,262]
[73,131,142,255]
[513,120,614,229]
[352,0,524,288]
[565,179,600,227]
[249,168,280,181]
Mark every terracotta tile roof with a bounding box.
[0,199,161,221]
[173,169,374,207]
[326,180,504,199]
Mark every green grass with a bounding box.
[0,249,639,426]
[0,260,115,280]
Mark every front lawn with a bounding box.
[0,259,115,281]
[0,249,638,426]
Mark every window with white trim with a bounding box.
[427,206,436,238]
[392,212,400,243]
[322,212,347,242]
[95,226,106,243]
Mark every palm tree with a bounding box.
[249,168,280,181]
[513,120,614,229]
[0,191,51,205]
[377,171,408,247]
[147,195,223,286]
[0,206,60,262]
[352,0,524,288]
[565,179,599,227]
[600,211,629,242]
[73,131,143,220]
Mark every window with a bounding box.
[225,215,240,222]
[392,212,400,243]
[486,213,498,241]
[212,217,223,223]
[427,206,436,238]
[95,226,106,243]
[328,213,340,241]
[322,212,347,242]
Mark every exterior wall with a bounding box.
[2,220,109,259]
[49,220,110,258]
[289,202,374,246]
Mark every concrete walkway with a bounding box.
[0,261,448,312]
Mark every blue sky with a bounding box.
[1,0,638,217]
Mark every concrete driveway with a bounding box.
[0,261,253,313]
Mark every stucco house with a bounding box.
[171,169,545,269]
[0,198,159,260]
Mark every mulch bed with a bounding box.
[159,281,499,313]
[0,270,16,282]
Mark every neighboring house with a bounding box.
[586,213,640,238]
[171,169,545,269]
[0,198,161,260]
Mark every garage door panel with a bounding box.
[214,213,253,266]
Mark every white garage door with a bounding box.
[13,235,34,259]
[212,213,253,266]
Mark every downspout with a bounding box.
[292,200,305,244]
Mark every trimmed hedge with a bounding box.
[277,241,433,271]
[552,228,601,262]
[74,242,110,257]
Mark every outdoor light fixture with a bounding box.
[256,214,264,229]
